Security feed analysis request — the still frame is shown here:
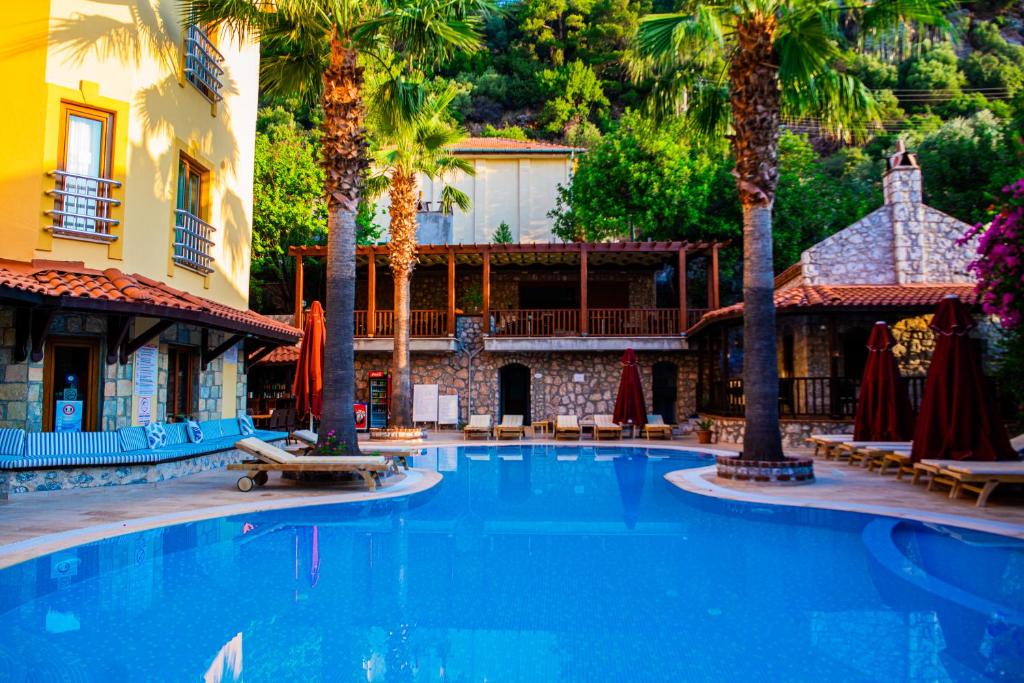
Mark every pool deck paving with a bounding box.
[1,431,1022,568]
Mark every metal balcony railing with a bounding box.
[46,170,121,242]
[173,209,216,274]
[183,25,224,103]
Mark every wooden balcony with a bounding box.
[488,308,685,337]
[353,310,449,337]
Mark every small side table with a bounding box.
[532,419,552,437]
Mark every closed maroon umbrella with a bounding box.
[854,321,915,441]
[911,295,1016,462]
[613,348,647,428]
[294,300,326,423]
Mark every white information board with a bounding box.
[133,344,159,424]
[437,394,459,425]
[412,384,439,423]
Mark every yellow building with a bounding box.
[0,0,298,447]
[378,137,582,244]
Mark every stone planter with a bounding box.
[715,455,815,484]
[369,427,427,442]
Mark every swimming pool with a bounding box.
[0,445,1021,682]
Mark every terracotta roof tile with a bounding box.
[689,284,979,335]
[450,137,584,154]
[258,343,301,365]
[0,261,300,343]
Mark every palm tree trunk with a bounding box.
[388,169,418,426]
[731,15,784,460]
[319,31,367,454]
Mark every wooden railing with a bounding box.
[353,310,448,337]
[588,309,678,336]
[490,309,580,336]
[700,376,929,419]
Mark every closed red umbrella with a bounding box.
[293,300,326,422]
[911,295,1016,462]
[854,321,915,441]
[613,348,647,428]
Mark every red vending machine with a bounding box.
[367,370,390,429]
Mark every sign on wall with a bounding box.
[133,344,158,425]
[412,384,439,423]
[438,395,459,425]
[55,400,83,433]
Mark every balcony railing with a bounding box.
[588,308,678,336]
[173,209,216,274]
[700,376,928,419]
[354,310,449,337]
[687,308,710,329]
[46,170,121,243]
[491,309,580,337]
[183,25,225,103]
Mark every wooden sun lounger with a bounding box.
[644,414,673,440]
[927,461,1024,507]
[805,434,855,458]
[847,442,912,468]
[494,415,525,440]
[289,430,410,471]
[554,415,581,440]
[463,415,492,440]
[874,449,914,477]
[229,437,391,491]
[830,441,910,462]
[593,415,623,441]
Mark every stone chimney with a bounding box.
[882,139,922,205]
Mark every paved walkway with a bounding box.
[1,431,1021,567]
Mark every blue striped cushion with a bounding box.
[0,428,25,457]
[199,420,223,441]
[25,432,121,457]
[118,426,148,452]
[218,418,241,437]
[238,415,255,436]
[164,423,189,446]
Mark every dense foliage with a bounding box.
[250,3,1024,310]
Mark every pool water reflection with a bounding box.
[0,445,1021,682]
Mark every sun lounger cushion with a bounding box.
[935,461,1024,475]
[25,431,122,457]
[117,426,149,452]
[238,415,256,436]
[292,429,318,444]
[199,420,224,441]
[164,422,189,446]
[0,428,26,457]
[186,420,204,443]
[467,415,491,428]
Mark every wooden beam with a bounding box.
[12,308,30,363]
[447,246,456,336]
[202,332,246,371]
[29,308,56,363]
[579,245,588,335]
[123,319,174,358]
[367,253,377,337]
[481,249,490,335]
[106,314,133,365]
[709,245,720,309]
[678,247,687,334]
[294,254,304,329]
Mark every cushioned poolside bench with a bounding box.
[0,419,287,496]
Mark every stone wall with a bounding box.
[0,308,30,430]
[800,207,897,285]
[706,415,853,449]
[354,316,697,425]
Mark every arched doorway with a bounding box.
[652,361,677,425]
[499,363,531,424]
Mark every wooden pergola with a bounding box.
[287,241,722,337]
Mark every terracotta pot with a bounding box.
[696,429,713,444]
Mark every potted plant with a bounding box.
[694,418,715,444]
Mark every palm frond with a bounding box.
[439,185,472,213]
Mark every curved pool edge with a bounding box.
[666,466,1024,540]
[0,469,442,570]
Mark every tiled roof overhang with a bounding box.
[687,284,979,336]
[0,260,300,344]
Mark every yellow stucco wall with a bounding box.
[0,0,258,310]
[377,153,574,244]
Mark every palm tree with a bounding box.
[633,0,952,460]
[182,0,489,453]
[366,83,473,426]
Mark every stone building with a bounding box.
[252,241,724,428]
[687,143,993,446]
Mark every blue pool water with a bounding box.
[0,445,1022,682]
